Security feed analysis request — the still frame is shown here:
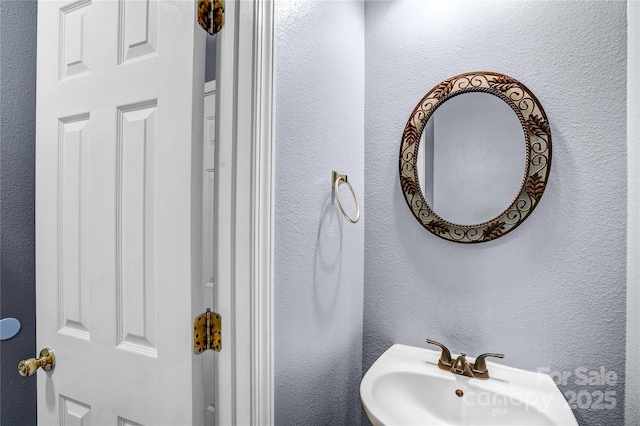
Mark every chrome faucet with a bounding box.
[426,339,504,380]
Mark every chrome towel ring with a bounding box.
[332,170,360,224]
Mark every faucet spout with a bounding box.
[452,353,466,374]
[452,353,474,377]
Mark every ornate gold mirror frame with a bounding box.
[399,71,552,243]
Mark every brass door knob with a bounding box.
[18,348,55,377]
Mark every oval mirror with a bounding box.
[399,72,552,243]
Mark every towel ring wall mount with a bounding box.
[332,170,360,224]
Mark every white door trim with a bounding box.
[251,2,276,423]
[215,1,275,424]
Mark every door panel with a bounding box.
[36,1,206,424]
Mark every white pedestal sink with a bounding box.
[361,344,578,426]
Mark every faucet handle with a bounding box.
[426,339,453,368]
[473,353,505,373]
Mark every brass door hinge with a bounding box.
[197,0,225,35]
[194,308,221,354]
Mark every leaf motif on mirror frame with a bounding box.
[488,75,518,92]
[426,220,448,235]
[431,79,455,99]
[403,126,419,146]
[400,176,419,196]
[525,172,545,201]
[482,221,505,241]
[526,114,550,138]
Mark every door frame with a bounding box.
[215,1,275,424]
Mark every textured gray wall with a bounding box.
[275,1,365,424]
[0,0,38,424]
[363,2,627,425]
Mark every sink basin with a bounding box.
[361,344,578,426]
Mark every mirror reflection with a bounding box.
[416,92,527,225]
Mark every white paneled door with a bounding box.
[35,0,208,424]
